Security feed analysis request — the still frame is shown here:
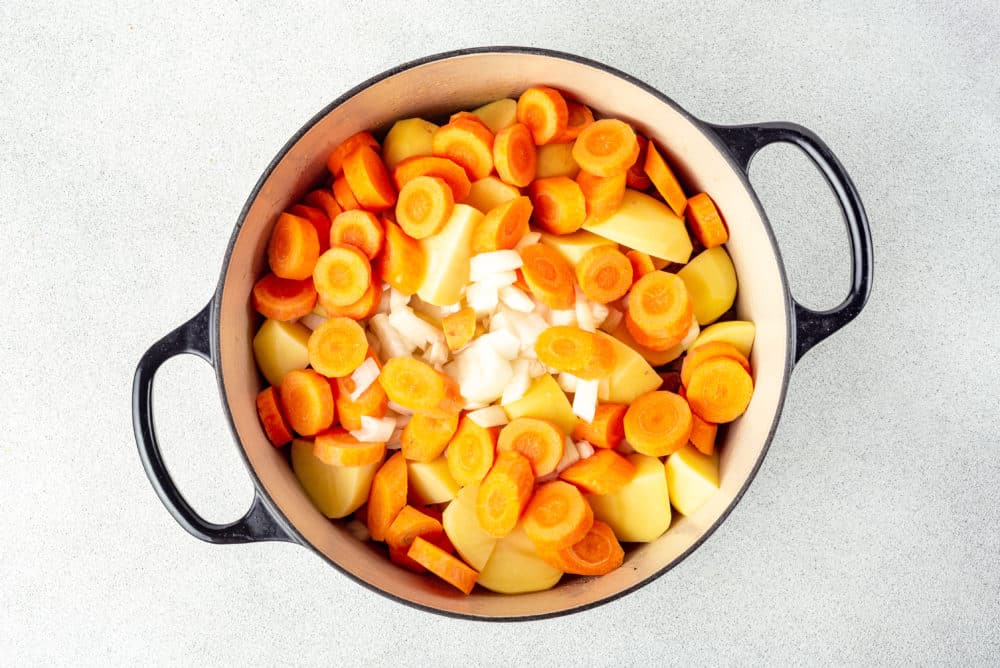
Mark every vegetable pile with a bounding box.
[251,87,758,595]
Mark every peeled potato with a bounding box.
[382,118,439,170]
[502,373,576,434]
[535,142,579,179]
[477,523,563,594]
[539,229,616,266]
[442,484,498,570]
[291,440,379,519]
[665,443,720,516]
[417,204,483,305]
[472,98,518,133]
[588,453,671,542]
[595,332,662,404]
[677,247,737,325]
[408,457,460,506]
[583,189,692,263]
[692,320,755,358]
[253,319,311,386]
[463,176,520,213]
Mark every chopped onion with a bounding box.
[498,285,535,312]
[347,357,381,400]
[364,329,382,357]
[474,270,518,288]
[527,360,547,378]
[557,372,580,393]
[466,281,499,317]
[350,415,397,443]
[389,287,411,313]
[439,302,462,316]
[449,341,513,403]
[376,286,392,315]
[369,314,414,359]
[549,309,577,326]
[479,330,520,360]
[299,312,327,330]
[505,310,548,351]
[422,338,449,368]
[576,440,596,459]
[467,405,509,428]
[501,359,532,404]
[410,295,449,322]
[514,231,542,251]
[679,318,701,351]
[386,400,414,416]
[600,306,623,332]
[469,250,523,281]
[555,435,581,474]
[388,307,444,349]
[489,308,509,333]
[346,519,371,542]
[572,379,599,422]
[575,296,596,332]
[590,300,610,327]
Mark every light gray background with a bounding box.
[1,1,997,665]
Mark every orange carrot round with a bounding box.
[378,357,461,416]
[572,403,627,449]
[442,306,476,351]
[571,119,640,177]
[680,342,751,388]
[538,520,623,576]
[395,176,455,239]
[535,325,596,377]
[574,245,633,304]
[312,244,372,307]
[333,175,362,211]
[576,169,626,222]
[644,140,688,216]
[471,196,532,253]
[407,536,478,594]
[319,280,381,321]
[519,243,576,309]
[314,428,386,466]
[559,449,636,495]
[288,204,332,253]
[686,192,729,248]
[367,451,407,541]
[689,414,718,456]
[528,176,586,234]
[493,123,537,187]
[497,417,565,478]
[342,144,396,211]
[625,271,693,350]
[581,333,616,380]
[386,506,447,573]
[279,369,335,436]
[327,131,379,176]
[252,273,317,321]
[446,416,498,486]
[303,189,344,226]
[307,316,368,378]
[522,480,593,550]
[686,357,754,423]
[432,117,495,181]
[330,209,384,259]
[626,249,656,282]
[623,390,693,457]
[516,86,569,145]
[554,101,595,142]
[268,212,320,280]
[476,450,534,537]
[335,353,387,431]
[402,412,459,463]
[256,386,294,447]
[392,156,472,202]
[626,135,652,190]
[449,110,492,131]
[377,220,425,295]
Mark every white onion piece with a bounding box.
[498,285,535,313]
[554,435,581,474]
[514,231,542,251]
[386,400,414,416]
[364,330,382,357]
[466,281,499,317]
[679,318,701,351]
[467,405,509,428]
[410,295,447,322]
[527,360,547,378]
[572,379,599,423]
[480,330,520,360]
[450,342,513,404]
[350,415,397,443]
[422,338,449,369]
[388,307,444,349]
[557,372,580,394]
[376,286,392,315]
[439,302,462,316]
[549,309,577,326]
[348,358,381,400]
[489,308,509,333]
[369,314,414,359]
[474,270,518,288]
[506,311,548,351]
[575,297,596,332]
[501,359,532,404]
[299,312,328,331]
[469,250,523,281]
[590,301,610,327]
[576,440,596,459]
[600,306,623,332]
[389,287,411,313]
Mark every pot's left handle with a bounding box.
[132,300,293,544]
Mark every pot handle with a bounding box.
[710,122,873,361]
[132,300,293,544]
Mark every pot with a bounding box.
[132,47,873,620]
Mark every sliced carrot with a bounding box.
[554,101,594,143]
[392,156,472,202]
[626,135,652,190]
[407,536,478,594]
[395,175,454,239]
[686,192,729,248]
[528,176,586,235]
[432,118,495,181]
[534,326,614,380]
[626,249,656,282]
[288,204,332,253]
[319,280,381,321]
[279,369,335,436]
[493,122,537,187]
[449,111,491,131]
[538,520,623,576]
[497,417,565,478]
[442,306,476,351]
[559,449,635,495]
[574,245,633,304]
[446,416,498,486]
[680,342,751,388]
[386,505,447,573]
[378,357,461,416]
[314,428,386,466]
[470,196,532,253]
[519,243,576,309]
[643,140,688,216]
[312,244,371,307]
[623,390,693,457]
[476,450,534,537]
[572,403,627,449]
[686,357,754,423]
[256,386,294,447]
[342,144,396,211]
[377,220,425,295]
[252,273,317,321]
[516,86,569,145]
[402,412,459,462]
[523,480,593,550]
[333,175,362,211]
[571,119,640,177]
[327,131,379,176]
[330,209,384,259]
[625,271,693,350]
[303,189,344,225]
[268,212,320,280]
[367,451,407,542]
[335,352,387,431]
[689,414,718,456]
[576,169,627,222]
[307,316,368,378]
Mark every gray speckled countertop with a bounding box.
[2,1,998,664]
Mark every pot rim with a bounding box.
[212,46,796,621]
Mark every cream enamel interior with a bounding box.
[218,52,790,618]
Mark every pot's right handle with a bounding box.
[710,122,874,361]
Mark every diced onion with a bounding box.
[469,250,523,282]
[499,285,535,312]
[347,357,381,400]
[466,281,499,317]
[557,372,580,394]
[505,310,548,351]
[389,287,410,313]
[479,330,520,360]
[364,330,382,357]
[600,306,623,333]
[439,302,462,315]
[572,379,599,423]
[449,341,513,404]
[369,314,414,359]
[467,405,509,428]
[554,435,581,474]
[527,360,547,378]
[501,359,532,404]
[575,296,596,332]
[474,270,518,288]
[549,309,576,326]
[576,440,596,459]
[376,286,392,315]
[422,339,449,368]
[350,415,397,443]
[388,307,445,349]
[679,318,701,351]
[590,301,610,327]
[299,312,328,330]
[514,231,542,251]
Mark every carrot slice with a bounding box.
[442,306,476,351]
[395,175,454,239]
[689,414,718,456]
[528,176,586,234]
[538,520,623,576]
[571,119,640,177]
[279,369,335,436]
[572,403,627,449]
[367,451,407,542]
[554,101,595,143]
[623,390,693,456]
[446,416,498,486]
[319,280,381,321]
[252,273,317,321]
[493,123,537,187]
[335,352,387,431]
[303,189,344,225]
[686,357,754,423]
[386,506,448,573]
[574,245,633,304]
[516,86,569,145]
[559,449,635,495]
[327,131,379,176]
[342,144,396,211]
[476,450,534,537]
[330,210,384,259]
[407,536,479,595]
[402,412,459,462]
[497,417,565,478]
[625,271,694,349]
[523,480,593,550]
[626,135,652,190]
[314,428,386,466]
[449,111,492,131]
[686,192,729,248]
[534,326,614,380]
[392,156,473,202]
[307,316,368,378]
[268,212,320,280]
[256,386,294,447]
[432,118,495,181]
[680,342,751,388]
[470,196,532,253]
[332,175,362,211]
[378,357,461,416]
[288,204,332,253]
[576,170,626,222]
[643,140,688,216]
[519,243,576,309]
[377,220,425,295]
[626,249,656,283]
[312,244,371,307]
